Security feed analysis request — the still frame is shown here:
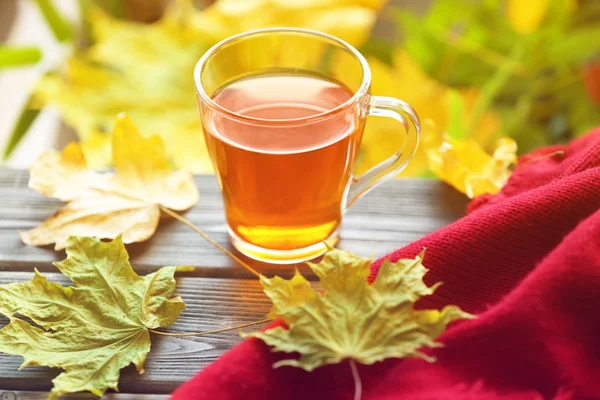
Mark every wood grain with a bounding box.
[0,272,272,393]
[0,168,468,396]
[0,170,467,279]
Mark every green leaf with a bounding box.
[2,93,42,161]
[34,0,74,43]
[78,0,95,46]
[0,236,187,399]
[245,249,473,371]
[397,0,521,87]
[418,170,438,179]
[0,46,42,69]
[467,40,528,135]
[359,36,395,66]
[101,0,126,19]
[561,80,600,137]
[447,89,465,139]
[547,26,600,67]
[396,10,440,74]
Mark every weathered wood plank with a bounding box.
[0,169,467,395]
[0,272,272,394]
[0,170,468,278]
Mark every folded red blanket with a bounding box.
[172,129,600,400]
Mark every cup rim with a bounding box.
[193,27,372,125]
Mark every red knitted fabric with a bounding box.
[171,129,600,400]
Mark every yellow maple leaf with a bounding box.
[426,130,517,198]
[353,50,501,178]
[20,114,199,250]
[245,248,473,371]
[0,236,190,399]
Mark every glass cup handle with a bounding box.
[346,96,421,208]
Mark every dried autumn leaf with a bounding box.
[0,236,191,399]
[246,248,473,371]
[425,128,517,198]
[20,113,199,250]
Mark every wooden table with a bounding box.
[0,169,468,398]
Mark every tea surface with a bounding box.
[203,72,363,254]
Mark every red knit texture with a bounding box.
[171,129,600,400]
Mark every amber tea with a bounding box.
[202,72,364,258]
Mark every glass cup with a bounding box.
[194,28,420,264]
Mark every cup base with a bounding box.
[228,228,339,265]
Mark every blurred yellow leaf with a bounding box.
[507,0,550,34]
[192,0,385,46]
[354,50,501,178]
[425,129,517,198]
[35,6,211,172]
[35,0,385,172]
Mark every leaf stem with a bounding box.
[519,150,565,167]
[2,92,41,160]
[349,359,362,400]
[159,206,260,278]
[0,46,43,69]
[467,41,528,136]
[34,0,74,43]
[149,318,273,337]
[431,25,528,77]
